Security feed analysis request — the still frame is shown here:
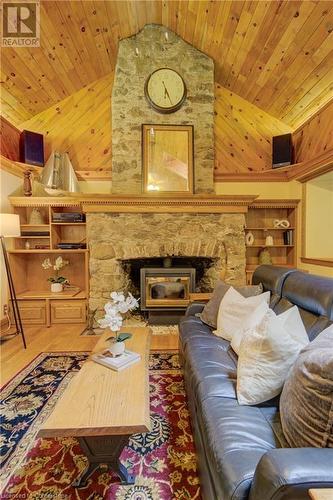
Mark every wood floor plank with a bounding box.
[0,324,179,386]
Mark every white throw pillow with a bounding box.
[214,287,270,341]
[231,300,269,355]
[237,306,309,405]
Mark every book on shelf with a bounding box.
[92,349,141,371]
[21,231,50,236]
[283,230,293,245]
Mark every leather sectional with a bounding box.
[179,265,333,500]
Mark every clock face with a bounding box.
[145,68,186,113]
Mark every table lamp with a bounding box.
[0,214,27,348]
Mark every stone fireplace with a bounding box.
[87,210,247,313]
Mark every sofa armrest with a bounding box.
[185,302,206,316]
[250,448,333,500]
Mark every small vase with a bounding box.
[265,235,274,246]
[51,283,63,293]
[109,341,125,357]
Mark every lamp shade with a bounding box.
[0,214,20,237]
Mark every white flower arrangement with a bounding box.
[42,256,69,284]
[98,291,139,342]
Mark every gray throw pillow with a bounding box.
[280,325,333,448]
[199,280,263,329]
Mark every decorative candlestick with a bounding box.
[23,170,32,196]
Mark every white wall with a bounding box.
[0,170,22,320]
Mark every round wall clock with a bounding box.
[145,68,187,114]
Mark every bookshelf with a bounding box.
[244,200,300,284]
[9,199,88,327]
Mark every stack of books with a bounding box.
[92,350,141,371]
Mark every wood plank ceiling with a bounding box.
[1,0,333,129]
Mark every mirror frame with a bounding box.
[142,124,194,194]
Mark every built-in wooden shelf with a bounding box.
[21,224,50,228]
[215,148,333,183]
[244,200,299,283]
[9,249,88,254]
[51,222,86,226]
[246,264,295,271]
[246,245,294,248]
[9,194,259,214]
[15,236,50,239]
[245,227,296,231]
[16,289,86,300]
[10,199,89,327]
[0,154,110,181]
[0,154,43,177]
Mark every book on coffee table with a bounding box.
[92,350,141,371]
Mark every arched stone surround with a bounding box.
[87,212,246,311]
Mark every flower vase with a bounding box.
[51,283,63,293]
[109,340,125,357]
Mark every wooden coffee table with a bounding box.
[38,327,151,487]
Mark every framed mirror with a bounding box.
[142,124,194,194]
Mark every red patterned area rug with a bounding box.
[1,352,201,499]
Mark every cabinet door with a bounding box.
[50,300,87,324]
[14,300,46,324]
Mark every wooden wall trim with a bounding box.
[251,199,300,209]
[215,150,333,183]
[0,155,112,181]
[0,154,42,178]
[215,170,289,182]
[287,149,333,183]
[300,257,333,268]
[10,194,259,214]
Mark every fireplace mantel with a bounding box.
[10,195,258,213]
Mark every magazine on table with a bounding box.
[92,349,141,371]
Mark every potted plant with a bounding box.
[42,256,69,292]
[98,291,139,357]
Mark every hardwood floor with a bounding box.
[0,324,179,386]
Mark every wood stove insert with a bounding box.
[140,267,195,324]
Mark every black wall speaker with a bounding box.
[19,130,44,166]
[272,133,293,169]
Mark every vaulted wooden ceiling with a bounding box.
[1,0,333,128]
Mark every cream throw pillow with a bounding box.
[231,300,269,355]
[237,306,309,405]
[214,286,270,341]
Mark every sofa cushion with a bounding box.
[237,305,309,405]
[199,280,263,329]
[199,396,282,500]
[252,265,296,294]
[188,346,237,400]
[280,325,333,448]
[214,287,270,341]
[282,270,333,321]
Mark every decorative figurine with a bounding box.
[259,248,272,265]
[273,219,290,229]
[265,234,274,246]
[246,232,255,246]
[29,208,44,225]
[23,170,32,196]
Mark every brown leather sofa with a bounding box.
[179,265,333,500]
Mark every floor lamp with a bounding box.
[0,214,27,349]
